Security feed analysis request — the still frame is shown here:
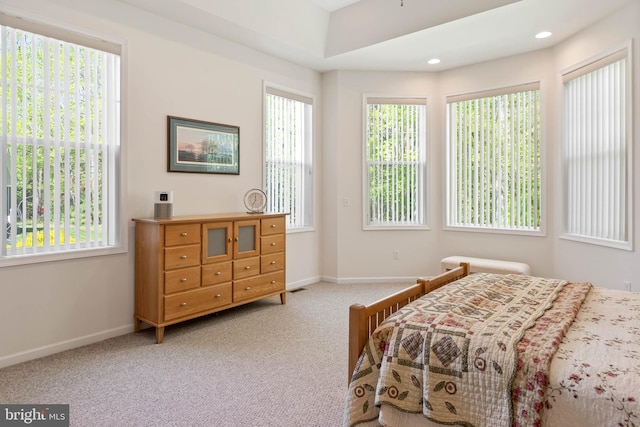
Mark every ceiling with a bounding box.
[117,0,635,72]
[310,0,361,11]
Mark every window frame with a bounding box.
[444,82,545,236]
[560,44,633,251]
[262,82,314,233]
[0,12,127,267]
[362,94,429,230]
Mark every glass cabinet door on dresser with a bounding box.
[233,219,260,259]
[202,221,233,264]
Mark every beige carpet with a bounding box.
[0,281,412,426]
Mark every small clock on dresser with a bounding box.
[244,188,267,214]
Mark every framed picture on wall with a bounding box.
[167,116,240,174]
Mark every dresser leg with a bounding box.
[134,318,141,333]
[156,327,165,344]
[280,291,286,305]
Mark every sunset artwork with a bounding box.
[168,116,239,174]
[176,126,236,166]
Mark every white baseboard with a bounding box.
[287,275,420,286]
[321,275,417,284]
[0,325,133,369]
[286,276,322,290]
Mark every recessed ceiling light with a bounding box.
[535,31,552,39]
[428,58,441,65]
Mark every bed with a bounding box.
[344,263,640,427]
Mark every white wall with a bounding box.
[321,71,339,280]
[324,55,557,283]
[322,71,442,282]
[436,50,557,277]
[326,2,640,288]
[0,0,323,367]
[549,2,640,288]
[0,0,638,368]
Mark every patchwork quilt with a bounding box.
[343,273,593,427]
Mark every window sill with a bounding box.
[443,225,545,237]
[286,226,315,234]
[0,245,127,268]
[559,233,632,251]
[364,225,431,231]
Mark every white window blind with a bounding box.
[1,18,120,258]
[264,86,313,229]
[446,84,541,232]
[562,49,630,249]
[365,97,426,228]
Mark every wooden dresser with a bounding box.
[132,212,287,343]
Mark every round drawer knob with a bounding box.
[215,272,221,276]
[245,266,251,270]
[271,224,276,228]
[180,255,187,259]
[180,302,187,306]
[245,287,251,291]
[270,261,276,264]
[215,294,221,298]
[271,280,276,284]
[180,278,187,282]
[181,232,188,236]
[271,242,276,246]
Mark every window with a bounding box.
[263,85,313,230]
[363,97,427,229]
[446,84,541,233]
[1,15,121,263]
[562,48,631,250]
[364,97,427,228]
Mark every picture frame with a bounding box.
[167,116,240,174]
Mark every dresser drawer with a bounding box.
[233,256,260,280]
[202,261,232,286]
[165,224,201,247]
[233,271,285,303]
[261,234,285,255]
[261,217,285,236]
[164,284,232,321]
[165,266,201,294]
[164,244,201,270]
[261,252,284,273]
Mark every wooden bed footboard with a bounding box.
[348,262,470,382]
[419,262,469,294]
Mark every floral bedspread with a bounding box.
[541,286,640,427]
[510,281,592,427]
[343,273,589,427]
